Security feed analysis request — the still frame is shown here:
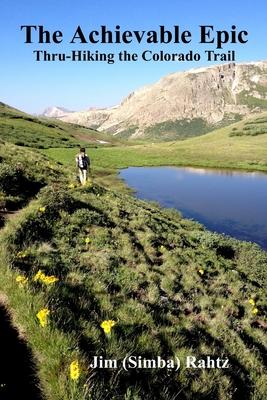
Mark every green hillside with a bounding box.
[113,114,243,142]
[0,102,119,149]
[44,112,267,175]
[0,105,266,399]
[140,114,242,141]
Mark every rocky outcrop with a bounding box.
[43,61,267,138]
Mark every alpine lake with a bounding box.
[119,166,267,250]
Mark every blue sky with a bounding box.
[0,0,266,113]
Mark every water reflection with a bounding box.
[119,166,267,250]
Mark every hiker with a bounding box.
[76,147,90,185]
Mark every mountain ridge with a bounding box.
[42,106,74,118]
[42,61,267,140]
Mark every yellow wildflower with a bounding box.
[85,238,91,244]
[41,275,59,284]
[47,163,56,170]
[33,269,59,285]
[39,206,46,213]
[36,308,50,327]
[16,275,28,286]
[68,183,75,189]
[17,251,27,258]
[100,320,116,334]
[198,269,204,275]
[248,298,256,306]
[33,270,46,282]
[160,245,165,251]
[252,307,259,315]
[70,360,80,381]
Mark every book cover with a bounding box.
[0,1,266,399]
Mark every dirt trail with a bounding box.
[0,210,20,220]
[0,303,44,400]
[0,208,44,399]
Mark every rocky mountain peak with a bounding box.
[43,61,267,140]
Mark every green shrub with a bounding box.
[39,186,75,215]
[0,163,28,195]
[70,208,109,227]
[11,212,54,249]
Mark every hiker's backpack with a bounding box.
[78,154,89,169]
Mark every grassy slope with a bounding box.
[43,112,267,176]
[0,102,120,149]
[139,114,242,142]
[0,143,82,399]
[1,174,267,399]
[0,106,266,399]
[0,139,68,217]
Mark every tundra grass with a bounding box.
[43,112,267,178]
